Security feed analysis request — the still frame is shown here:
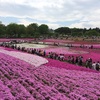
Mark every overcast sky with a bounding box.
[0,0,100,29]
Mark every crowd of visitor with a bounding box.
[0,42,100,71]
[67,55,100,71]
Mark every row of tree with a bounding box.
[0,21,100,38]
[55,27,100,37]
[0,22,49,38]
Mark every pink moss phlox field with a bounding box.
[40,39,100,49]
[30,46,100,63]
[45,58,98,73]
[68,48,100,62]
[0,38,34,42]
[42,47,88,54]
[72,44,100,49]
[41,39,74,43]
[0,52,100,100]
[41,46,100,62]
[0,48,48,67]
[0,39,100,99]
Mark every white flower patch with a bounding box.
[0,49,48,67]
[16,43,48,49]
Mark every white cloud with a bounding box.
[0,0,100,29]
[18,18,61,29]
[46,23,61,29]
[18,19,32,26]
[69,20,100,29]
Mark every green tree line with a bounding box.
[0,22,49,38]
[0,22,100,38]
[55,27,100,37]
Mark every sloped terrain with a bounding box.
[0,52,100,100]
